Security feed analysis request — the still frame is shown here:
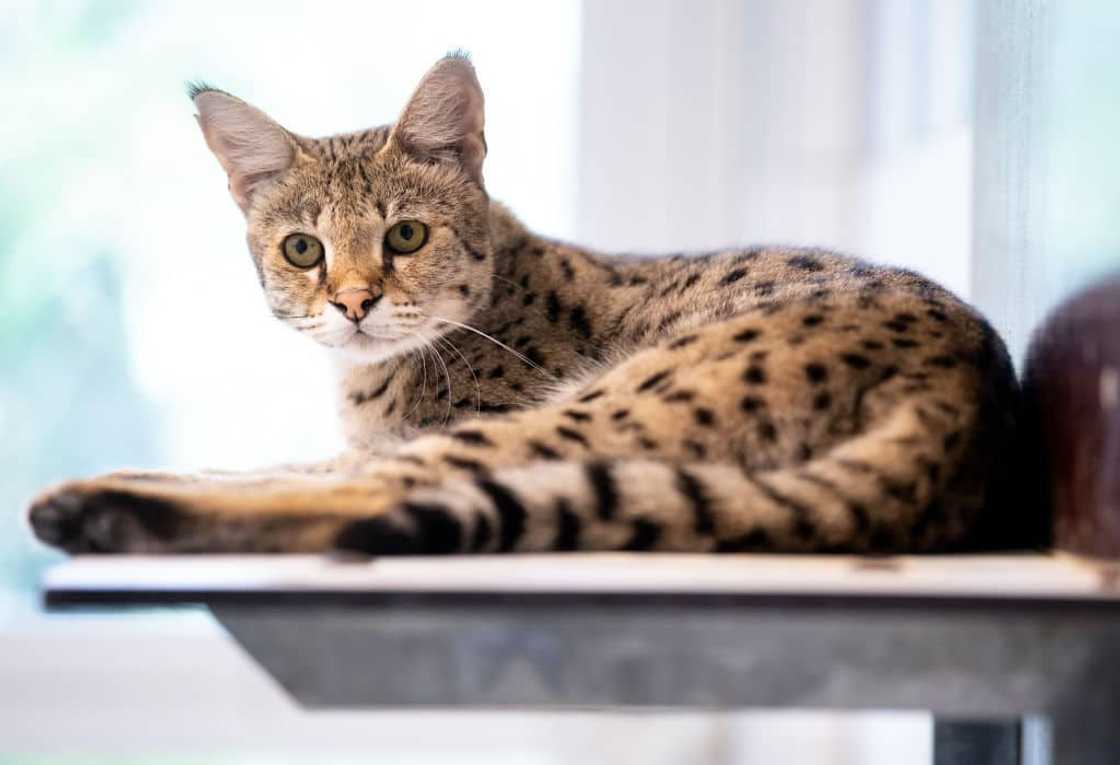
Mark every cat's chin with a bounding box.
[328,332,426,366]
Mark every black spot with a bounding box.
[892,337,920,349]
[849,504,871,534]
[943,430,962,450]
[894,312,919,323]
[610,409,630,420]
[335,516,421,555]
[743,366,767,385]
[841,353,871,370]
[734,328,761,343]
[560,259,575,281]
[802,314,825,327]
[927,308,948,322]
[741,395,765,412]
[470,512,492,552]
[925,354,958,368]
[883,320,909,333]
[553,498,581,551]
[443,455,487,474]
[883,479,919,505]
[524,346,546,366]
[563,409,592,423]
[349,376,393,406]
[637,369,672,392]
[758,420,778,442]
[668,334,699,350]
[683,440,707,458]
[578,389,605,403]
[753,281,776,296]
[797,442,813,462]
[569,305,593,338]
[546,291,561,322]
[477,401,514,414]
[787,255,824,272]
[528,440,561,460]
[399,502,463,554]
[638,437,659,450]
[693,407,715,426]
[522,292,537,306]
[719,267,749,286]
[812,391,833,411]
[675,468,715,535]
[623,519,662,551]
[804,363,828,384]
[683,273,702,290]
[586,461,619,520]
[450,429,494,447]
[458,284,471,297]
[556,426,591,447]
[474,478,527,552]
[664,390,695,403]
[488,366,505,379]
[861,339,885,350]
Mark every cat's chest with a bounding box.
[335,347,564,443]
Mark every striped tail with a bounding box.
[335,389,983,554]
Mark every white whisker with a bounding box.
[403,342,430,420]
[426,339,454,426]
[428,316,552,377]
[436,335,482,415]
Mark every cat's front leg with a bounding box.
[27,453,399,553]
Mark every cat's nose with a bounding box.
[330,287,381,322]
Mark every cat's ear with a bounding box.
[391,52,486,187]
[190,85,301,215]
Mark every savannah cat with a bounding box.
[28,53,1023,555]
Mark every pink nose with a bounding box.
[330,288,380,322]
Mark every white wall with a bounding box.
[577,0,974,300]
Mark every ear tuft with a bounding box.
[192,89,298,215]
[185,80,226,101]
[392,53,487,187]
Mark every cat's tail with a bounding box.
[336,389,1000,554]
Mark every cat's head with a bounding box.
[192,53,492,363]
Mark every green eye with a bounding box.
[385,220,428,255]
[282,233,323,268]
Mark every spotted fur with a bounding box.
[28,54,1024,555]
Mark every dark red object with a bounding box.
[1023,275,1120,557]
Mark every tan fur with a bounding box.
[27,54,1022,555]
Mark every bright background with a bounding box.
[2,0,1118,762]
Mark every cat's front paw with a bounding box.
[27,481,184,554]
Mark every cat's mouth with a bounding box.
[343,325,407,350]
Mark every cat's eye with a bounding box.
[385,220,429,255]
[282,233,324,268]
